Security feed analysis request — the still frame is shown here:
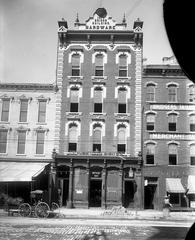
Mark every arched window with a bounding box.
[117,124,126,153]
[95,54,104,76]
[146,143,155,164]
[168,84,177,102]
[190,144,195,165]
[168,113,177,131]
[118,87,127,113]
[70,87,79,112]
[146,84,155,102]
[68,123,78,152]
[189,85,195,102]
[94,87,103,113]
[71,54,81,76]
[146,113,155,131]
[168,143,178,165]
[119,54,127,77]
[93,124,102,152]
[190,114,195,132]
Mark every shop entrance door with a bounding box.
[62,179,69,206]
[144,184,157,209]
[123,180,135,208]
[89,179,102,207]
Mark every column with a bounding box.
[48,162,56,206]
[102,159,107,209]
[134,168,142,209]
[119,161,123,206]
[67,159,73,208]
[86,159,90,208]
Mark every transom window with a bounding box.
[95,54,104,76]
[168,143,178,165]
[168,84,177,102]
[119,54,128,77]
[71,54,81,76]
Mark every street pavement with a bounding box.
[0,216,193,240]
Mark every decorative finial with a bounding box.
[75,13,79,23]
[122,13,126,23]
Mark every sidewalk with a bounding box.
[55,207,195,221]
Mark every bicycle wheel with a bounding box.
[18,203,31,217]
[35,202,50,218]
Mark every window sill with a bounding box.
[91,76,107,80]
[68,76,84,80]
[18,122,29,124]
[114,113,130,117]
[168,164,178,166]
[90,112,106,116]
[16,154,27,156]
[35,154,45,157]
[145,163,155,166]
[0,121,10,124]
[115,76,131,80]
[0,153,8,156]
[36,122,47,125]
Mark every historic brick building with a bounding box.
[0,83,56,203]
[142,63,195,210]
[52,8,144,208]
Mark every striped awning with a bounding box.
[166,178,185,193]
[0,162,48,182]
[187,175,195,194]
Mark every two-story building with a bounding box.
[0,83,56,203]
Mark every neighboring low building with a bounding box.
[142,64,195,210]
[0,83,56,204]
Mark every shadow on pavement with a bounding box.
[82,230,108,240]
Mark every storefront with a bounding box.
[52,153,143,209]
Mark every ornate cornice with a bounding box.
[0,83,55,91]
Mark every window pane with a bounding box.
[69,126,77,143]
[117,144,126,153]
[19,100,28,122]
[117,129,126,144]
[118,89,126,103]
[169,154,177,165]
[146,154,154,164]
[94,89,102,103]
[17,131,26,154]
[146,85,155,101]
[93,144,101,152]
[94,103,102,113]
[170,193,179,204]
[36,132,44,154]
[147,123,154,131]
[95,67,103,76]
[1,99,10,122]
[119,55,127,66]
[146,144,155,154]
[118,104,126,113]
[169,123,176,131]
[68,143,77,152]
[72,68,80,76]
[190,157,195,165]
[95,54,103,66]
[93,129,101,143]
[72,54,80,66]
[38,101,46,123]
[70,103,78,112]
[168,86,177,102]
[169,144,177,154]
[0,130,7,153]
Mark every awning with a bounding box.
[187,175,195,194]
[0,162,49,182]
[166,178,185,193]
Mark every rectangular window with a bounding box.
[147,122,154,131]
[0,130,7,153]
[38,101,46,123]
[94,103,102,113]
[146,114,155,131]
[146,85,155,102]
[118,103,126,113]
[119,55,127,77]
[146,154,154,164]
[72,54,80,76]
[93,144,101,152]
[169,154,177,165]
[1,99,10,122]
[68,143,77,152]
[17,131,26,154]
[36,131,45,154]
[189,85,195,102]
[19,100,28,122]
[95,54,104,76]
[95,66,103,76]
[168,86,177,102]
[191,157,195,165]
[70,103,78,112]
[117,144,126,153]
[169,122,176,131]
[190,115,195,131]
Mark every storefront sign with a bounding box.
[150,133,195,141]
[91,171,101,178]
[75,189,83,194]
[150,104,195,111]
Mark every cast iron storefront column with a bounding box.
[102,159,107,209]
[86,159,90,208]
[134,168,142,209]
[119,160,123,206]
[67,159,73,208]
[48,162,56,206]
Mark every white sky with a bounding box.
[0,0,173,84]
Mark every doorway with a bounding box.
[62,179,69,206]
[144,184,157,209]
[89,179,102,207]
[124,181,135,208]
